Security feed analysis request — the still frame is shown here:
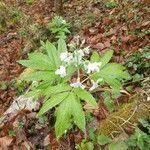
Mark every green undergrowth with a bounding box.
[0,2,27,33]
[99,95,150,136]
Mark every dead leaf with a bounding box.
[93,8,101,16]
[44,134,50,146]
[104,41,111,48]
[109,8,116,15]
[20,141,33,150]
[89,28,99,35]
[141,21,150,27]
[92,43,105,50]
[0,136,13,149]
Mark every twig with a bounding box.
[113,116,135,127]
[121,106,137,126]
[108,120,123,132]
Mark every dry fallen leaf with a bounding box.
[0,136,13,149]
[44,134,50,146]
[92,43,105,50]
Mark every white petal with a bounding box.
[60,52,68,61]
[85,62,101,74]
[55,66,66,77]
[83,46,90,54]
[89,80,99,91]
[70,81,85,89]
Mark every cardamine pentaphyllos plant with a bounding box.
[48,16,70,39]
[18,38,131,139]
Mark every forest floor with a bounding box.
[0,0,149,149]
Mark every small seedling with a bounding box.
[105,0,117,9]
[48,16,70,39]
[17,121,24,128]
[25,0,35,5]
[8,130,16,137]
[127,128,150,150]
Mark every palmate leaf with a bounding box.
[22,71,57,81]
[38,91,69,116]
[99,49,113,68]
[71,95,85,132]
[26,89,41,98]
[91,63,131,90]
[45,41,61,68]
[44,83,71,99]
[26,82,50,98]
[58,38,67,53]
[55,92,86,139]
[90,51,101,62]
[18,52,54,70]
[55,95,72,139]
[105,77,122,91]
[99,63,131,80]
[28,52,54,69]
[74,88,98,108]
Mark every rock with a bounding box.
[4,95,39,115]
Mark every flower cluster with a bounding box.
[60,52,73,64]
[55,46,102,91]
[84,62,102,74]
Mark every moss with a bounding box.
[98,96,150,136]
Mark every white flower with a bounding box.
[147,96,150,101]
[61,19,66,24]
[60,52,68,61]
[60,52,73,64]
[89,80,99,91]
[70,81,85,89]
[73,50,85,66]
[78,49,85,57]
[55,66,66,77]
[83,46,90,54]
[85,62,102,74]
[89,78,103,91]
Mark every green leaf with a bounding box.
[91,63,131,92]
[102,92,114,112]
[45,41,60,68]
[92,63,131,81]
[55,93,72,139]
[74,88,97,108]
[44,84,71,99]
[86,142,94,150]
[23,71,56,81]
[26,89,41,98]
[36,82,50,89]
[90,51,100,62]
[18,60,51,71]
[99,50,113,68]
[71,94,85,132]
[66,64,76,76]
[55,92,86,139]
[40,40,46,48]
[26,82,50,98]
[99,63,131,80]
[109,141,128,150]
[97,134,112,145]
[58,38,67,53]
[105,77,122,91]
[18,52,53,70]
[38,92,69,116]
